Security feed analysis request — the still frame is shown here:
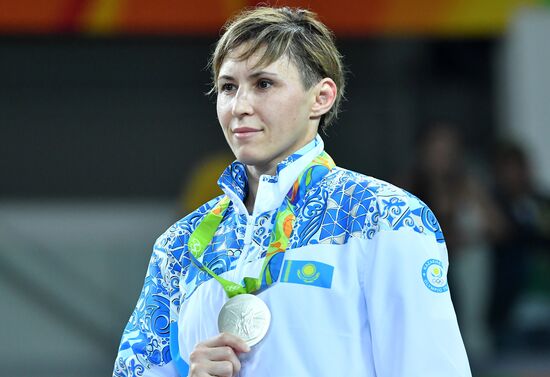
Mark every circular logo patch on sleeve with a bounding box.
[421,259,449,293]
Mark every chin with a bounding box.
[233,147,265,165]
[235,155,264,166]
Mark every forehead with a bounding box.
[218,43,296,77]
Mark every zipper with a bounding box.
[233,213,255,280]
[243,214,255,248]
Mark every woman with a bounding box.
[114,7,471,377]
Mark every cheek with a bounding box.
[283,88,309,112]
[267,97,298,119]
[216,101,230,127]
[277,96,309,124]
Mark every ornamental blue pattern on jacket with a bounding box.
[113,162,443,376]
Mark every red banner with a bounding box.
[0,0,544,36]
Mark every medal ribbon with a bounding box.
[187,152,335,298]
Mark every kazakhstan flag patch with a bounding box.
[280,260,334,289]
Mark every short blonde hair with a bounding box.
[209,6,346,130]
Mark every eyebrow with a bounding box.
[218,71,279,82]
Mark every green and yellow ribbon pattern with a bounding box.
[187,152,335,298]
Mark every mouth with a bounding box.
[232,127,262,139]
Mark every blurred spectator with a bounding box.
[489,141,550,353]
[398,123,506,365]
[178,152,234,216]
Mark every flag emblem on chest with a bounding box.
[280,260,334,289]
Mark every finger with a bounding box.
[188,362,210,377]
[189,349,241,377]
[208,346,241,370]
[207,360,235,377]
[201,332,250,353]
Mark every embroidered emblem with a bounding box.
[297,263,320,283]
[421,259,448,293]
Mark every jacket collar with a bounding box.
[217,135,325,215]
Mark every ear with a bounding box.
[310,78,337,119]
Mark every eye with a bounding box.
[220,83,237,93]
[257,79,273,90]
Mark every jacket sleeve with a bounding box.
[362,195,471,377]
[113,234,180,377]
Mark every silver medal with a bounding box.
[218,294,271,347]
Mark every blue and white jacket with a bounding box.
[113,135,471,377]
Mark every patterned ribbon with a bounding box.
[187,152,335,298]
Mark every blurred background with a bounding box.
[1,0,549,376]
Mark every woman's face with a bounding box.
[216,45,319,174]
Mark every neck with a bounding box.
[244,163,276,214]
[242,134,318,214]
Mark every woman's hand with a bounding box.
[188,332,250,377]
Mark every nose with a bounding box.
[231,88,253,117]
